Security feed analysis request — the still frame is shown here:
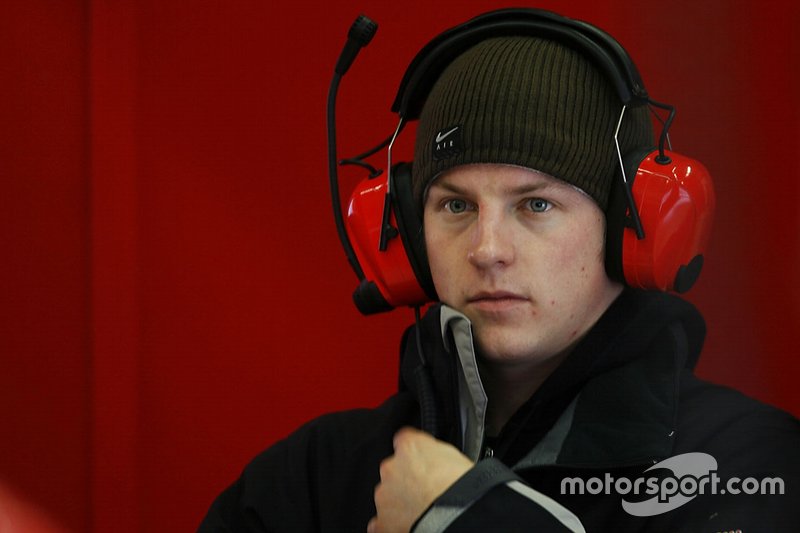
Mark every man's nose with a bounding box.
[467,210,514,269]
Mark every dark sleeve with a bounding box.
[197,431,317,533]
[412,458,585,532]
[197,396,411,532]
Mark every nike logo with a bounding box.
[435,127,460,143]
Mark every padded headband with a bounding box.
[391,8,649,120]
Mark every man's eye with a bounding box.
[526,198,551,213]
[444,199,470,213]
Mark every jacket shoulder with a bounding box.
[677,373,800,472]
[199,393,416,532]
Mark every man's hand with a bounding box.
[367,427,474,533]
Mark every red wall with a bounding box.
[0,1,91,530]
[1,1,798,531]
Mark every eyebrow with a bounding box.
[428,178,560,197]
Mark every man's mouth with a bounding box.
[466,291,529,312]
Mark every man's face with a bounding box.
[424,164,622,367]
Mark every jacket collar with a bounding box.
[400,290,706,470]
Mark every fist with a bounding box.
[367,427,474,533]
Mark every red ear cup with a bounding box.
[345,168,431,310]
[622,149,715,292]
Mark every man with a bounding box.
[200,9,800,532]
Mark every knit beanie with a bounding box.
[412,35,654,211]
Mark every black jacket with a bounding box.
[199,290,800,532]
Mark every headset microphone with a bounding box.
[335,15,378,76]
[329,15,440,438]
[329,14,434,314]
[327,15,378,288]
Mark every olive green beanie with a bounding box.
[412,35,654,211]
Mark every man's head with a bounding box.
[335,9,712,316]
[415,34,653,365]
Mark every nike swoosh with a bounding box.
[435,127,459,143]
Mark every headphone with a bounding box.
[328,8,715,315]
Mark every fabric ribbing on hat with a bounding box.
[412,36,653,211]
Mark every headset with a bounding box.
[328,8,715,316]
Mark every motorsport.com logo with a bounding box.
[560,453,785,516]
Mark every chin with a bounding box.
[474,333,548,364]
[472,319,577,365]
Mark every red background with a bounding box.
[1,1,798,531]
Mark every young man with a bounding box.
[200,9,800,532]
